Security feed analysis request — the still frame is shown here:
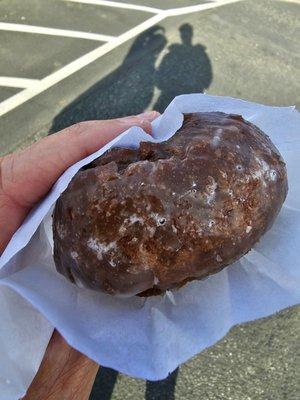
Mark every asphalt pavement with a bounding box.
[0,1,299,399]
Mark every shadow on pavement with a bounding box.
[145,368,179,400]
[89,367,118,400]
[89,367,179,400]
[154,23,212,111]
[50,23,212,132]
[50,25,167,132]
[51,23,212,400]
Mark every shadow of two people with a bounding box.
[50,23,212,133]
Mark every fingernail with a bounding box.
[119,111,159,126]
[136,111,160,120]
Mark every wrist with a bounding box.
[23,331,99,400]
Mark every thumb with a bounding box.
[1,111,159,209]
[0,111,159,252]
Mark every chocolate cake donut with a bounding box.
[53,112,288,296]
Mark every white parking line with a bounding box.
[65,0,162,14]
[0,22,116,42]
[166,0,244,15]
[67,0,243,15]
[0,14,165,117]
[0,0,244,117]
[0,77,40,89]
[280,0,300,3]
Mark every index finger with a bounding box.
[0,111,159,252]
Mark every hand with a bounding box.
[0,111,159,399]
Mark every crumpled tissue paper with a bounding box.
[0,94,299,400]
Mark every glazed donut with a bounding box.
[53,112,288,296]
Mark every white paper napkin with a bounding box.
[0,94,299,400]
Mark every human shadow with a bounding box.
[50,23,212,133]
[154,23,212,112]
[89,367,118,400]
[89,367,179,400]
[145,368,179,400]
[50,26,167,132]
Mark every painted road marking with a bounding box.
[166,0,245,15]
[67,0,244,15]
[65,0,162,14]
[280,0,300,4]
[0,23,116,42]
[0,77,40,89]
[0,14,165,117]
[0,0,244,117]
